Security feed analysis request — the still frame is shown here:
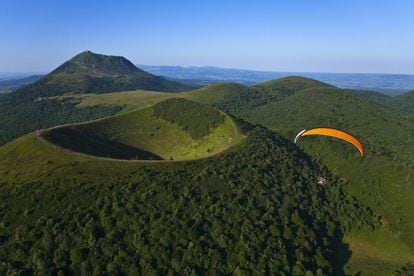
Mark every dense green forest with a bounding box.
[0,125,377,275]
[352,89,414,118]
[0,94,122,146]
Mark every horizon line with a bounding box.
[2,64,414,77]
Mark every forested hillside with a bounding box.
[0,124,377,274]
[213,77,331,118]
[243,88,414,244]
[352,89,414,118]
[0,95,122,146]
[202,82,414,272]
[392,90,414,118]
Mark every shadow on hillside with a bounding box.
[332,241,352,275]
[43,128,163,160]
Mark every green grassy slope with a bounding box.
[75,90,174,112]
[41,98,243,161]
[67,83,250,111]
[0,122,377,274]
[341,228,414,274]
[42,127,164,160]
[182,83,250,104]
[48,76,332,116]
[44,83,251,116]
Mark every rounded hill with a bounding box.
[40,98,244,161]
[252,76,333,100]
[255,76,331,88]
[14,51,191,99]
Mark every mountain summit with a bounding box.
[17,51,190,97]
[52,51,140,75]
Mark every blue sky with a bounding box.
[1,0,413,74]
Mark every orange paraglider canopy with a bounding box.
[294,128,364,156]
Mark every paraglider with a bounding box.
[294,128,364,156]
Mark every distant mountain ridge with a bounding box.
[0,74,43,94]
[2,62,414,95]
[53,51,150,76]
[139,64,414,95]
